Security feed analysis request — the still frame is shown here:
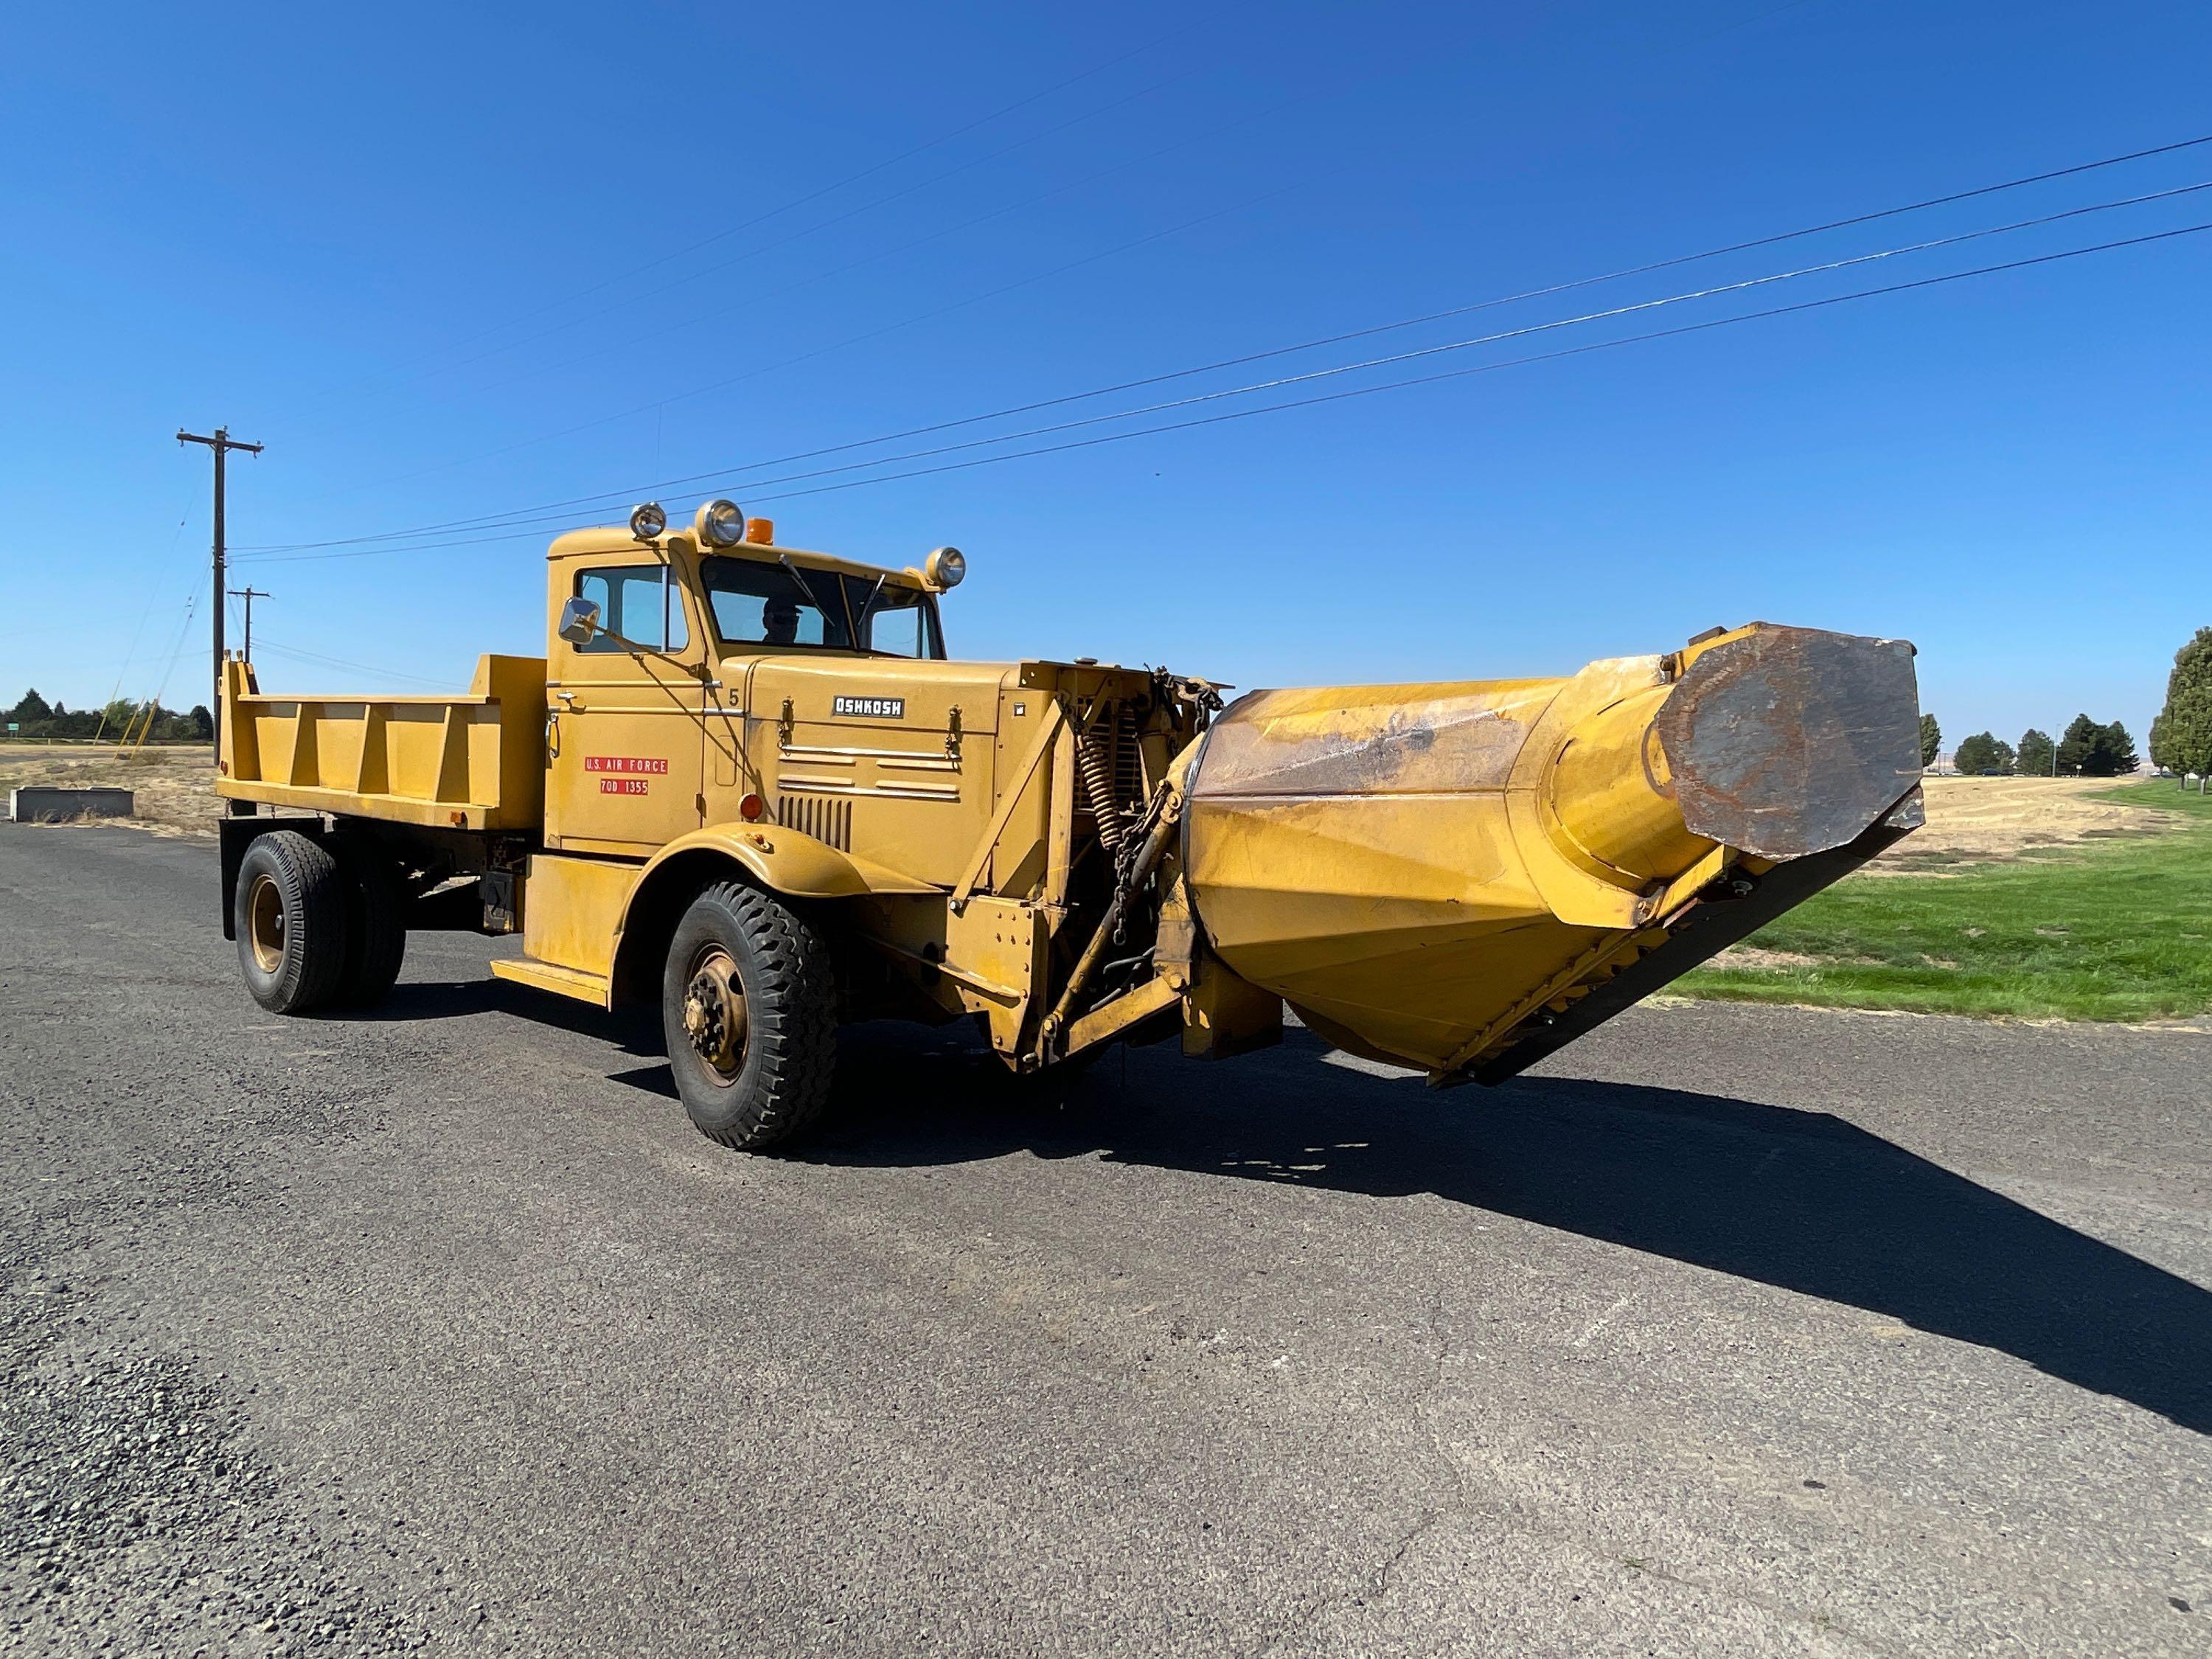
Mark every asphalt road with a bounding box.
[4,826,2210,1657]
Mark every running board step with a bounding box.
[490,956,613,1009]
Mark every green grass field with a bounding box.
[1676,780,2212,1023]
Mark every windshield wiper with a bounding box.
[778,554,841,642]
[852,573,888,652]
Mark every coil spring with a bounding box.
[1077,706,1125,854]
[1116,701,1144,805]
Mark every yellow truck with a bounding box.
[217,498,1925,1149]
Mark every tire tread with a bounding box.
[665,881,838,1151]
[235,830,350,1015]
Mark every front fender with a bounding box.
[641,824,876,901]
[605,824,936,1006]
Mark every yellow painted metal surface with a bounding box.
[1178,957,1284,1061]
[216,655,546,830]
[630,824,935,903]
[521,854,641,978]
[1182,623,1921,1077]
[944,896,1046,1052]
[489,955,613,1009]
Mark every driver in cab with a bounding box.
[761,597,801,647]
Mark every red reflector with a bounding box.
[739,793,765,821]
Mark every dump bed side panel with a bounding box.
[215,654,547,832]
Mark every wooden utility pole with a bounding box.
[178,427,263,747]
[227,586,269,663]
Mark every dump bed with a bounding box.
[216,654,546,832]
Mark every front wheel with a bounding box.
[661,883,838,1151]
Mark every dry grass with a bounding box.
[0,743,219,838]
[1868,774,2182,870]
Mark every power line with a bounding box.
[729,218,2212,509]
[445,178,2212,511]
[141,592,201,722]
[251,638,453,689]
[242,217,2212,564]
[237,129,2212,559]
[320,167,1326,504]
[237,175,2212,562]
[324,63,1360,487]
[93,494,196,740]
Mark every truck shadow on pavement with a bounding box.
[783,1023,2212,1436]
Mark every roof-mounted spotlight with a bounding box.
[629,501,667,540]
[924,546,967,590]
[695,498,746,548]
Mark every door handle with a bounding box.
[545,708,560,758]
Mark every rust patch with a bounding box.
[1193,683,1550,799]
[1655,625,1921,860]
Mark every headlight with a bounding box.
[629,501,667,540]
[925,546,966,589]
[696,499,746,548]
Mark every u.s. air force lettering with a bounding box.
[832,695,905,719]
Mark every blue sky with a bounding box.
[2,0,2207,751]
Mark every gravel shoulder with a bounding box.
[4,825,2209,1656]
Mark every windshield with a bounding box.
[700,557,943,658]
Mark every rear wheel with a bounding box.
[661,882,838,1151]
[234,831,351,1015]
[335,839,408,1006]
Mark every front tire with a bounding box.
[661,883,838,1151]
[234,831,351,1015]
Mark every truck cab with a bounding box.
[540,506,973,874]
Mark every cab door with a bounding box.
[545,558,707,854]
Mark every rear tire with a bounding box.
[661,882,838,1151]
[335,839,408,1007]
[234,831,352,1015]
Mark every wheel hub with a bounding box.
[246,874,286,974]
[681,948,748,1079]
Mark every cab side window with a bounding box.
[574,565,688,653]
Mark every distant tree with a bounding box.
[182,705,213,742]
[2056,714,2100,775]
[2016,728,2054,776]
[2098,720,2139,776]
[1952,731,2014,774]
[1919,712,1942,768]
[7,688,52,724]
[2149,625,2212,777]
[2056,714,2137,777]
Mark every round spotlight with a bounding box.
[696,499,747,548]
[925,546,967,589]
[629,501,667,540]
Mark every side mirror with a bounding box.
[557,597,602,645]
